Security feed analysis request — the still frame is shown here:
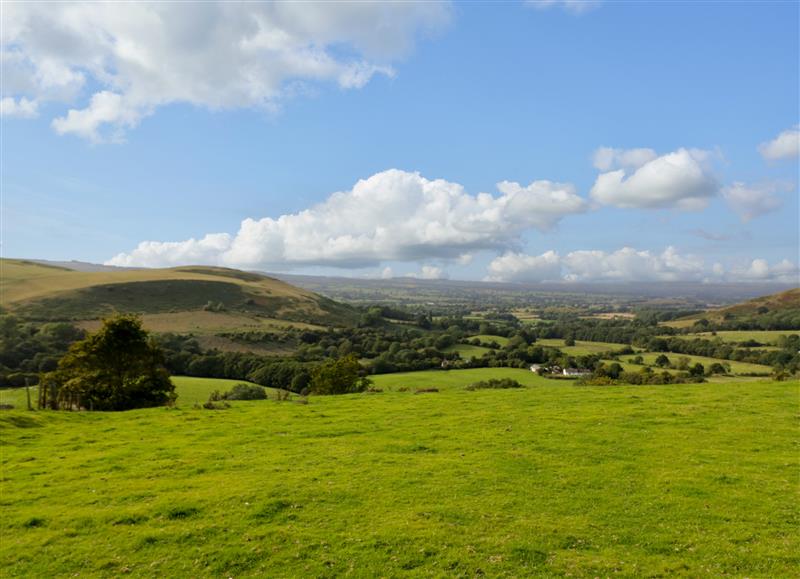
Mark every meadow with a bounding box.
[1,376,797,577]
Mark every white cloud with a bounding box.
[485,251,562,282]
[0,96,38,118]
[591,147,656,171]
[487,247,799,284]
[726,259,799,284]
[563,246,706,282]
[590,148,718,210]
[527,0,602,14]
[410,265,447,280]
[722,181,787,222]
[486,246,706,283]
[107,169,587,269]
[758,125,800,162]
[2,2,450,141]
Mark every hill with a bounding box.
[0,259,357,334]
[665,287,800,329]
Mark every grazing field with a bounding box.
[536,338,630,356]
[371,368,552,390]
[1,380,797,577]
[444,343,492,358]
[468,334,510,346]
[0,376,268,409]
[635,353,772,375]
[674,330,798,345]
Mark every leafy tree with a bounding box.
[42,315,174,411]
[654,354,671,367]
[310,354,371,395]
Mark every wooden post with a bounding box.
[25,378,32,411]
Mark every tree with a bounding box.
[654,354,671,368]
[310,354,371,395]
[41,315,174,411]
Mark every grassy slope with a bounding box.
[665,288,800,327]
[1,380,796,577]
[1,259,355,330]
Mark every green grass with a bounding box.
[444,343,492,358]
[1,379,797,577]
[372,368,551,390]
[537,338,631,356]
[675,330,799,345]
[469,334,510,346]
[635,353,772,375]
[0,376,269,409]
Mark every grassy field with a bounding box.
[674,330,798,345]
[1,378,797,577]
[0,376,269,409]
[444,343,492,358]
[372,368,551,390]
[635,353,772,375]
[468,334,510,346]
[537,338,631,356]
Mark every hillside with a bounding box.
[0,259,356,333]
[665,287,800,329]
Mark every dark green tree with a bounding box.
[309,354,371,395]
[42,315,175,411]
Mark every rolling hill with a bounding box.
[0,259,357,334]
[664,287,800,328]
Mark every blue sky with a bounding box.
[3,1,798,283]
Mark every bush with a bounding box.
[309,354,371,395]
[465,378,524,391]
[224,383,267,400]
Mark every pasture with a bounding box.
[536,338,630,356]
[1,379,796,577]
[0,376,269,409]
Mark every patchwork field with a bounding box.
[1,379,796,577]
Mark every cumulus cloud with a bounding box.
[722,181,788,222]
[725,259,799,284]
[485,251,562,282]
[0,96,38,118]
[758,125,800,162]
[488,247,705,283]
[487,247,799,284]
[407,266,448,280]
[107,169,587,269]
[526,0,602,14]
[590,148,718,210]
[2,2,450,141]
[591,147,656,171]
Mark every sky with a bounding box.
[2,1,799,284]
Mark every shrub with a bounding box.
[309,354,371,395]
[414,388,439,394]
[465,378,524,391]
[224,383,267,400]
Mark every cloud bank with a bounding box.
[107,169,587,269]
[758,125,800,161]
[590,148,718,210]
[1,2,450,140]
[486,248,798,284]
